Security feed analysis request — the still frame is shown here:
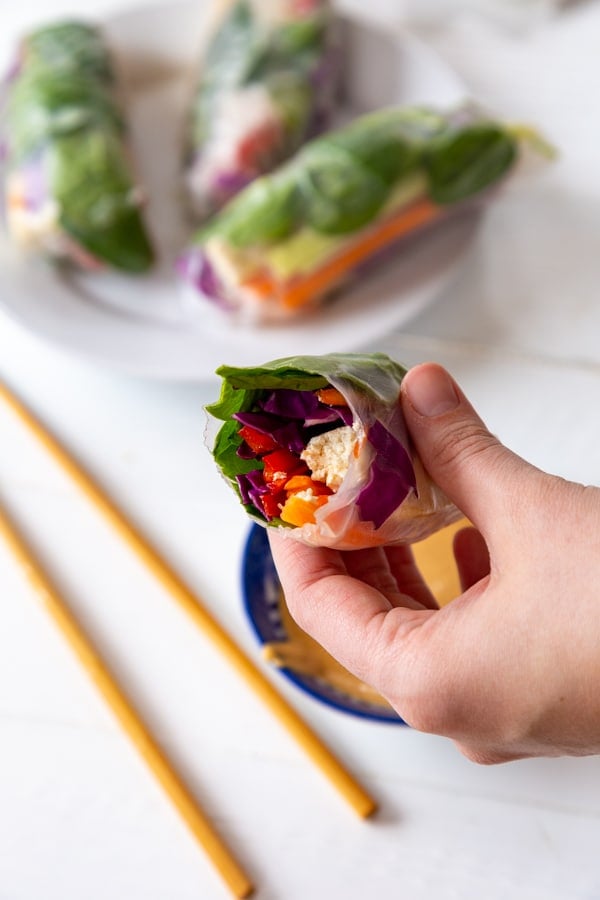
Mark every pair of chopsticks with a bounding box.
[0,379,376,898]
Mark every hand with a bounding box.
[268,363,600,763]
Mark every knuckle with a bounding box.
[344,609,390,684]
[284,567,345,634]
[431,420,501,474]
[282,583,318,634]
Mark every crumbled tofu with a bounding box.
[301,426,357,489]
[291,488,319,503]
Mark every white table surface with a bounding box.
[1,2,600,899]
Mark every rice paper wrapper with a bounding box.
[2,22,154,273]
[185,0,339,219]
[206,353,462,550]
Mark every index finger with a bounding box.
[267,532,431,688]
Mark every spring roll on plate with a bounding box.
[207,353,461,550]
[179,106,522,322]
[185,0,338,219]
[3,21,154,273]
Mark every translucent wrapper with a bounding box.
[184,0,339,220]
[179,106,522,323]
[2,21,154,273]
[206,353,461,550]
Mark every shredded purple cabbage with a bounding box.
[236,469,268,508]
[356,420,417,529]
[234,388,350,455]
[213,169,255,200]
[176,249,232,309]
[262,388,348,427]
[333,405,353,426]
[262,389,320,418]
[236,440,256,460]
[305,45,340,139]
[21,153,48,212]
[304,408,341,426]
[233,410,306,453]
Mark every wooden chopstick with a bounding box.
[0,380,377,820]
[0,496,253,899]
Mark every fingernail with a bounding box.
[405,365,460,417]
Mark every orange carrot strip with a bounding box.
[284,475,332,496]
[280,493,329,527]
[243,271,273,296]
[7,190,26,210]
[279,198,441,310]
[316,388,347,407]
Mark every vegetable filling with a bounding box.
[232,384,415,529]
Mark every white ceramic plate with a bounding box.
[0,1,471,381]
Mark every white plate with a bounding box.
[0,1,471,381]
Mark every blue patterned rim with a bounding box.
[241,524,406,724]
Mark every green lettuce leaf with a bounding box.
[208,352,407,419]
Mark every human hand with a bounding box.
[269,363,600,763]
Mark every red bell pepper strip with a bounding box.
[238,424,279,455]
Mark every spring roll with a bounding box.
[184,0,338,219]
[206,353,461,550]
[3,21,154,273]
[179,106,520,322]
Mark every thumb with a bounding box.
[401,363,536,537]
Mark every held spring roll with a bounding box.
[3,21,154,273]
[179,106,520,322]
[185,0,338,220]
[206,353,461,550]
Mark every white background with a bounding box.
[1,1,600,898]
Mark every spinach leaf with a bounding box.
[299,143,390,235]
[24,21,113,84]
[50,129,153,272]
[322,108,440,186]
[9,19,154,273]
[216,171,301,246]
[273,15,328,57]
[8,69,122,161]
[425,122,518,205]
